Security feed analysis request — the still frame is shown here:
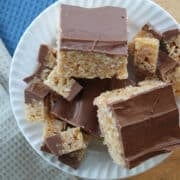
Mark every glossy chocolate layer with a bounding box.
[50,78,135,136]
[24,82,50,103]
[109,84,180,168]
[50,79,109,136]
[163,29,180,40]
[60,5,127,56]
[157,50,178,81]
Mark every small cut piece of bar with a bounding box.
[94,80,180,168]
[24,82,50,121]
[128,23,162,54]
[44,66,83,101]
[134,37,159,75]
[24,45,56,84]
[45,126,87,156]
[129,24,161,81]
[58,5,128,79]
[41,117,88,168]
[162,29,180,62]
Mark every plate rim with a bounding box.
[9,0,178,179]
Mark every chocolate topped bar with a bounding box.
[110,84,180,167]
[58,5,128,80]
[94,80,180,168]
[60,5,127,55]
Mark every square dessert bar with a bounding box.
[41,117,88,168]
[134,37,159,75]
[44,66,82,101]
[43,117,87,156]
[24,82,50,121]
[58,5,128,79]
[94,80,180,168]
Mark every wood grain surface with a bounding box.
[127,1,180,180]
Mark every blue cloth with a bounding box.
[0,0,56,55]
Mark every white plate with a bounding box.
[9,0,179,179]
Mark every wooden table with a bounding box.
[127,1,180,179]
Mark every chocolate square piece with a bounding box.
[94,80,180,168]
[58,5,128,79]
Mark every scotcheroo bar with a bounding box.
[41,117,88,168]
[94,80,180,168]
[44,66,83,101]
[58,5,128,79]
[42,116,87,156]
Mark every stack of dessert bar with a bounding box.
[24,4,180,169]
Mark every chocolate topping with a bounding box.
[109,84,180,168]
[51,79,109,136]
[23,45,52,83]
[60,5,127,55]
[157,50,178,81]
[24,82,50,103]
[45,135,63,156]
[163,29,180,40]
[50,78,135,136]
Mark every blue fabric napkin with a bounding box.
[0,0,56,55]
